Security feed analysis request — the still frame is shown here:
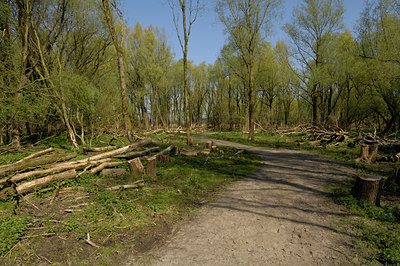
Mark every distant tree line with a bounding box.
[0,0,399,147]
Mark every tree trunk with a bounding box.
[248,51,255,141]
[351,175,383,206]
[102,0,134,143]
[16,169,77,194]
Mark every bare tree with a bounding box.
[216,0,281,140]
[102,0,134,143]
[168,0,200,145]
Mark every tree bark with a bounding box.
[102,0,134,143]
[128,158,144,176]
[0,153,77,178]
[114,146,160,159]
[90,161,123,174]
[146,157,157,177]
[0,148,54,170]
[351,175,383,206]
[16,169,77,194]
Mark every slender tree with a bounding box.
[102,0,134,143]
[168,0,200,145]
[216,0,282,140]
[283,0,344,125]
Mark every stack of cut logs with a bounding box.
[0,138,181,199]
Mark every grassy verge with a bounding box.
[0,133,259,265]
[210,130,400,265]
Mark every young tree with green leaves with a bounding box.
[216,0,282,140]
[284,0,344,125]
[168,0,201,145]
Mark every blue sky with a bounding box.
[123,0,366,65]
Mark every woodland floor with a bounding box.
[132,138,361,265]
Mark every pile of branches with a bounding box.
[277,125,351,145]
[0,138,177,199]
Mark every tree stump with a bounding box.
[101,169,127,178]
[128,158,144,176]
[211,145,218,152]
[356,144,379,163]
[351,175,383,206]
[205,141,213,149]
[368,144,378,163]
[146,158,157,177]
[187,137,194,146]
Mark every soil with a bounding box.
[130,139,360,265]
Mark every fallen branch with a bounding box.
[89,161,124,175]
[105,179,145,191]
[16,169,77,194]
[85,233,101,248]
[1,158,112,187]
[114,146,160,159]
[83,146,115,152]
[0,152,77,178]
[148,144,176,160]
[86,138,152,161]
[0,148,54,170]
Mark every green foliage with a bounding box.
[332,186,400,264]
[332,187,398,223]
[0,215,32,256]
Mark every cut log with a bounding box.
[1,158,112,187]
[83,146,115,152]
[16,169,77,194]
[351,175,383,206]
[105,179,145,191]
[128,158,144,176]
[0,147,54,170]
[148,144,176,161]
[146,158,157,177]
[87,138,152,161]
[114,147,160,159]
[205,141,213,149]
[101,168,127,178]
[0,153,77,178]
[180,149,198,156]
[90,161,124,174]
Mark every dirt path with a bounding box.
[130,139,357,265]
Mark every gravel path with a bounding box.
[130,139,357,265]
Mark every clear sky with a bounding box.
[123,0,366,66]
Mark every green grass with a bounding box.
[332,185,400,264]
[209,131,361,163]
[0,215,32,256]
[0,133,259,264]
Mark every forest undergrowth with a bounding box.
[0,133,259,265]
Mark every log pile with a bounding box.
[0,138,170,198]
